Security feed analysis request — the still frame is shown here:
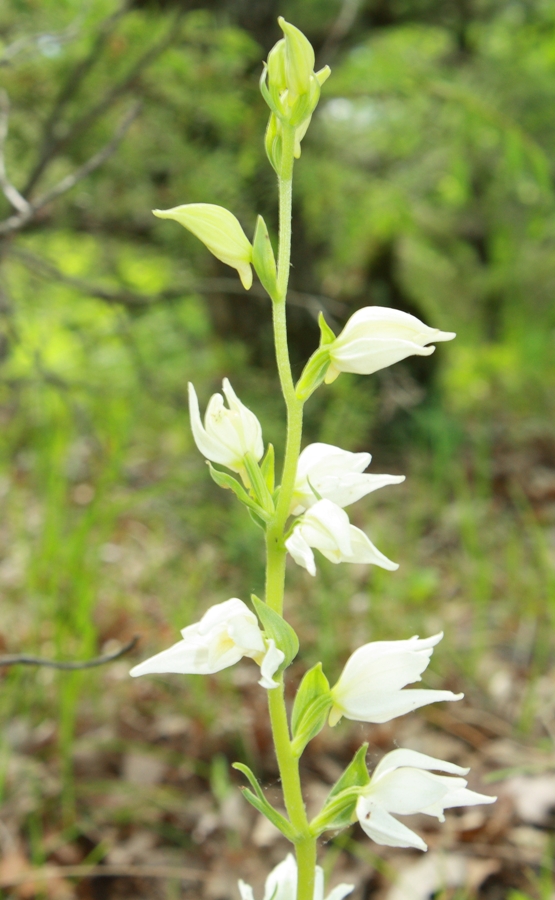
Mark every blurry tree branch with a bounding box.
[0,102,141,236]
[317,0,364,65]
[23,6,183,197]
[0,91,30,215]
[9,246,348,323]
[0,17,82,67]
[0,635,139,669]
[24,1,132,195]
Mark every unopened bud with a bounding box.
[153,203,253,290]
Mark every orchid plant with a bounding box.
[131,19,495,899]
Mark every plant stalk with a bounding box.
[264,121,315,900]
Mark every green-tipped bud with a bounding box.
[278,17,315,97]
[153,203,253,290]
[253,215,278,300]
[261,18,331,146]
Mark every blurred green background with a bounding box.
[0,0,555,897]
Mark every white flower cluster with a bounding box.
[130,304,495,875]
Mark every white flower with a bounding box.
[291,442,405,515]
[285,498,398,576]
[329,633,463,726]
[356,748,496,851]
[238,853,354,900]
[129,599,284,690]
[188,379,263,475]
[325,307,456,382]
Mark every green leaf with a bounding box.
[318,311,336,346]
[295,345,331,401]
[310,785,361,835]
[253,215,278,300]
[251,594,299,668]
[243,451,275,517]
[208,463,271,521]
[310,742,370,834]
[291,663,332,757]
[233,763,296,841]
[327,744,370,800]
[260,443,275,494]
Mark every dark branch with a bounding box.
[24,2,131,196]
[0,635,139,669]
[23,7,184,198]
[0,90,31,214]
[9,246,348,322]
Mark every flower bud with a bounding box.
[153,203,253,290]
[261,18,331,145]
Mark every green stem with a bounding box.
[263,122,316,900]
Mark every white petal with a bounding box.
[228,616,266,655]
[439,787,496,811]
[258,639,285,689]
[369,768,459,816]
[204,392,245,464]
[129,637,216,677]
[238,881,255,900]
[331,337,435,375]
[196,598,254,635]
[286,527,317,575]
[314,866,325,900]
[222,378,263,461]
[373,748,469,782]
[333,688,463,724]
[338,307,455,346]
[188,382,232,465]
[333,636,440,695]
[297,443,371,479]
[356,798,427,851]
[325,885,355,900]
[302,500,353,557]
[264,854,297,900]
[346,526,398,570]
